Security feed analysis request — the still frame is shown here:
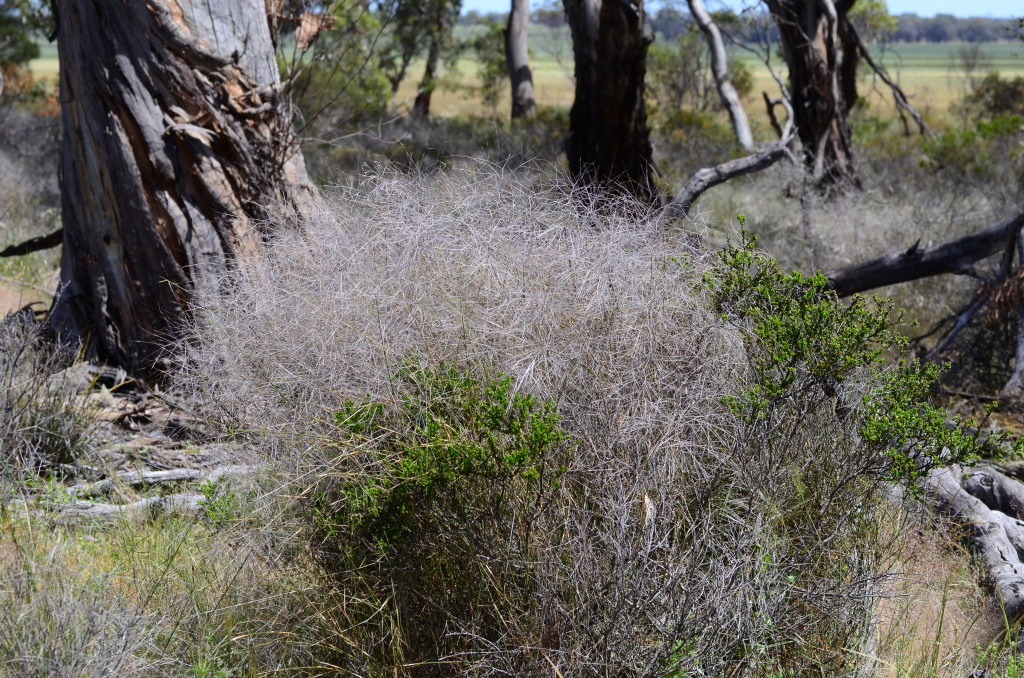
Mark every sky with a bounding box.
[461,0,1016,19]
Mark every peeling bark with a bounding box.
[505,0,535,119]
[564,0,655,201]
[49,0,311,382]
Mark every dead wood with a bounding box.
[0,229,63,258]
[69,464,256,498]
[921,464,1024,620]
[825,212,1024,297]
[70,468,205,497]
[659,125,796,224]
[960,466,1024,519]
[57,493,205,523]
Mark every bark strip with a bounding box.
[825,213,1024,297]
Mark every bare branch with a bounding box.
[658,126,797,225]
[847,23,931,137]
[0,229,63,258]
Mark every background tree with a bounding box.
[49,0,311,381]
[288,0,392,142]
[468,17,508,113]
[564,0,655,201]
[411,0,462,116]
[0,0,47,99]
[766,0,859,186]
[646,22,753,119]
[505,0,534,118]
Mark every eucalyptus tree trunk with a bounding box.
[49,0,311,382]
[564,0,655,201]
[767,0,858,186]
[505,0,535,119]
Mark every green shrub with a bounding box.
[306,361,572,674]
[710,234,1000,487]
[966,71,1024,120]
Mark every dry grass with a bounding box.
[173,165,971,676]
[874,513,996,678]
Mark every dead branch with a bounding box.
[57,493,205,523]
[847,23,930,137]
[68,464,256,498]
[0,229,63,257]
[927,223,1019,358]
[825,212,1024,297]
[658,125,796,225]
[763,92,793,139]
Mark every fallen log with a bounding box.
[69,468,205,497]
[825,212,1024,297]
[57,493,205,523]
[960,465,1024,519]
[68,464,256,498]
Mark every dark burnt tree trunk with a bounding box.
[836,3,859,117]
[412,40,439,117]
[767,0,859,187]
[505,0,535,119]
[50,0,311,382]
[564,0,655,202]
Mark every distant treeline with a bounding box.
[646,9,1021,43]
[888,14,1021,42]
[460,9,1022,44]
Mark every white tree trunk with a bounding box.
[686,0,753,150]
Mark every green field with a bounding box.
[392,36,1024,122]
[30,34,1024,124]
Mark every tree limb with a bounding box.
[687,0,754,151]
[658,126,796,225]
[825,213,1024,297]
[847,23,931,137]
[0,229,63,258]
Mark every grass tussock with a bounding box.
[178,167,986,676]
